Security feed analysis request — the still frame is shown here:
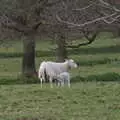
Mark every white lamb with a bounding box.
[56,72,70,88]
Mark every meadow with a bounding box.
[0,33,120,120]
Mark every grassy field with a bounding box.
[0,33,120,119]
[0,82,120,120]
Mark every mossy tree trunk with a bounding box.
[22,36,36,77]
[56,33,68,62]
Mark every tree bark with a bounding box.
[56,33,68,62]
[113,28,120,38]
[22,36,36,77]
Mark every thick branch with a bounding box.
[66,41,94,48]
[31,21,43,30]
[0,12,44,34]
[82,30,99,40]
[0,15,29,33]
[66,31,98,48]
[1,17,43,34]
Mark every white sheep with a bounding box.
[56,72,71,88]
[38,59,77,88]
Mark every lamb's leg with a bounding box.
[57,79,60,87]
[57,78,61,87]
[61,80,64,87]
[55,79,58,86]
[57,82,60,87]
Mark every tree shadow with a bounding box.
[71,72,120,83]
[68,45,120,55]
[1,45,120,58]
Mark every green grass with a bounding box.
[0,33,120,119]
[0,82,120,120]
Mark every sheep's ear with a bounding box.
[64,59,68,61]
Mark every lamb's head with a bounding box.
[65,59,78,69]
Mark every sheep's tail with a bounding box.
[38,69,41,79]
[44,68,48,82]
[38,67,45,80]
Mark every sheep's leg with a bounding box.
[68,81,70,88]
[58,81,61,87]
[40,78,43,88]
[50,77,53,88]
[68,79,71,88]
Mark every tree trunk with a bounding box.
[56,33,68,62]
[22,36,36,77]
[113,28,120,38]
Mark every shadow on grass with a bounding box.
[75,57,120,66]
[0,45,120,58]
[68,45,120,55]
[16,117,39,120]
[71,72,120,83]
[0,76,40,85]
[0,50,53,58]
[0,72,120,85]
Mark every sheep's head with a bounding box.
[65,59,78,69]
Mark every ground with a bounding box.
[0,82,120,120]
[0,33,120,120]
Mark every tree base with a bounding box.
[19,71,39,84]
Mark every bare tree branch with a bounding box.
[103,15,120,24]
[56,12,117,27]
[99,0,120,12]
[62,1,68,9]
[72,1,97,11]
